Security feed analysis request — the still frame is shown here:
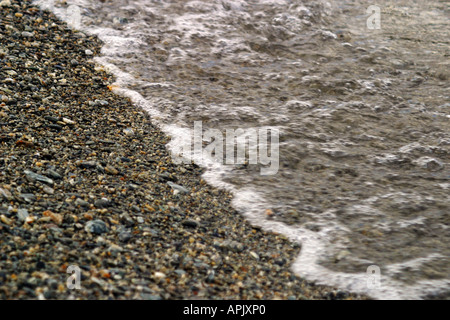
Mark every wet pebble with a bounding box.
[94,198,112,208]
[167,181,189,194]
[24,170,54,185]
[85,220,108,234]
[17,208,29,222]
[182,219,199,228]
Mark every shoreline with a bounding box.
[0,0,367,299]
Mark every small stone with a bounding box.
[76,160,97,169]
[24,170,54,185]
[75,198,90,207]
[229,241,244,252]
[85,49,93,55]
[123,128,134,136]
[182,219,199,228]
[249,251,260,260]
[218,240,244,253]
[120,213,135,226]
[21,31,34,38]
[46,169,62,180]
[44,116,59,123]
[118,231,132,242]
[2,78,14,84]
[274,258,286,266]
[62,117,75,125]
[153,272,165,280]
[94,100,109,106]
[43,210,63,225]
[94,198,111,208]
[174,269,186,276]
[25,216,36,224]
[35,261,45,270]
[105,165,119,175]
[107,244,123,252]
[85,220,108,234]
[205,270,215,283]
[167,181,189,194]
[0,0,12,7]
[1,215,12,225]
[43,186,54,195]
[20,193,36,203]
[47,123,63,131]
[17,209,29,222]
[0,187,12,200]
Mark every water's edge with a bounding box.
[33,0,449,299]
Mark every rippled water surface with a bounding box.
[36,0,449,299]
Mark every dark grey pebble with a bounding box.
[218,240,245,253]
[47,124,63,131]
[182,219,199,228]
[94,198,111,208]
[24,170,54,185]
[274,258,287,266]
[118,231,132,242]
[20,193,36,203]
[174,269,186,276]
[74,198,90,207]
[85,220,108,234]
[76,160,97,169]
[44,116,59,123]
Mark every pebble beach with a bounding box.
[0,0,369,300]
